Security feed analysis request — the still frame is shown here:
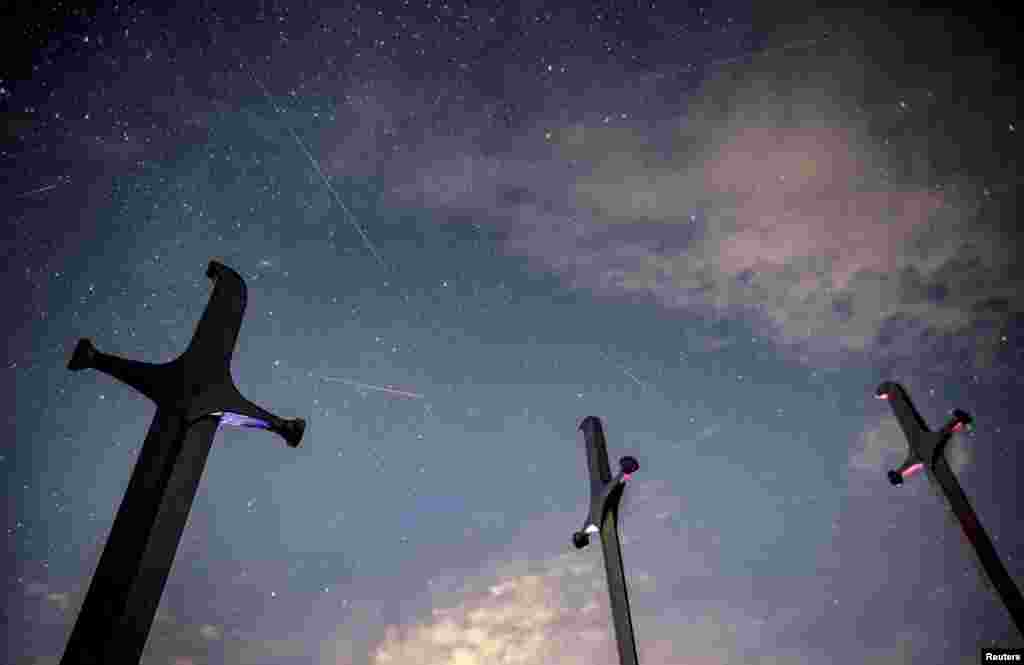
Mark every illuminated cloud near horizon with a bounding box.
[367,548,779,665]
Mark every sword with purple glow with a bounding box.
[60,261,306,665]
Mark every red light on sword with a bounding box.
[903,463,924,478]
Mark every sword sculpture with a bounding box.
[60,260,307,664]
[572,416,642,665]
[875,381,1022,637]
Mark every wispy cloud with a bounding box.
[23,580,74,614]
[366,548,773,665]
[349,478,786,665]
[336,19,1019,374]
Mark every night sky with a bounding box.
[5,2,1023,664]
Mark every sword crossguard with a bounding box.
[66,261,306,448]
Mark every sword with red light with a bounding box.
[875,381,1022,637]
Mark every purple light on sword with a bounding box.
[215,411,271,429]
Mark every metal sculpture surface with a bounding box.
[876,381,1022,637]
[60,261,306,665]
[572,416,642,665]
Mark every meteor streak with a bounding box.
[321,375,424,399]
[599,351,647,389]
[619,366,646,389]
[17,176,70,197]
[18,183,58,196]
[237,53,387,270]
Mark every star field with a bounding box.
[4,2,1023,664]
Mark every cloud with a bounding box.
[354,13,1019,372]
[362,479,789,665]
[229,634,310,664]
[541,52,1005,363]
[369,551,688,665]
[367,552,804,665]
[199,623,223,641]
[45,592,71,612]
[23,581,74,613]
[22,484,824,665]
[369,549,608,664]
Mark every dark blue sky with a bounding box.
[4,2,1022,664]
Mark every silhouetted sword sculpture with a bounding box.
[875,381,1023,637]
[60,260,307,665]
[572,416,642,665]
